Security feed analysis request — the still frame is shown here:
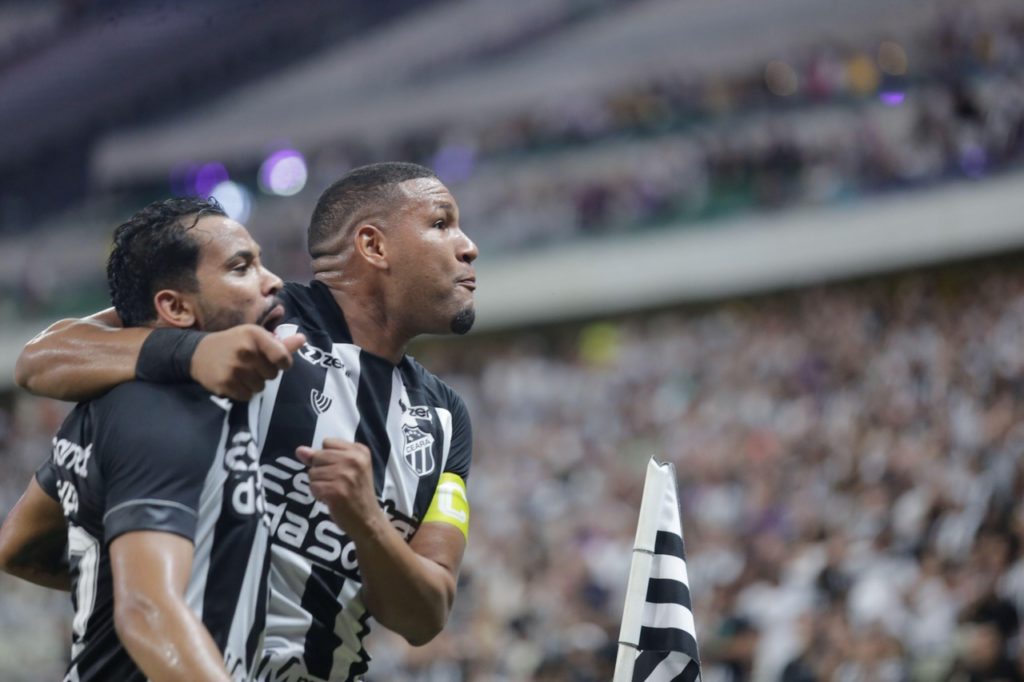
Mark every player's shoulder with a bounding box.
[401,356,467,411]
[91,382,226,442]
[96,380,213,413]
[279,280,314,309]
[279,280,351,344]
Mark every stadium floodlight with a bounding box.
[259,149,308,197]
[211,180,252,223]
[194,162,230,197]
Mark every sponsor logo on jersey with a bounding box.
[297,343,345,370]
[309,388,332,415]
[52,437,92,478]
[261,455,419,578]
[405,405,432,420]
[401,424,435,476]
[56,480,79,517]
[224,430,269,521]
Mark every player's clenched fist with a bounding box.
[295,439,386,540]
[191,326,305,401]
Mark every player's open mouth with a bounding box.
[259,303,285,331]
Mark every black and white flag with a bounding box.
[614,458,701,682]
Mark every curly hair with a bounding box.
[106,197,226,327]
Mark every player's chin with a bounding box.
[449,307,476,335]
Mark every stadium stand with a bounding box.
[4,1,1024,680]
[5,260,1024,680]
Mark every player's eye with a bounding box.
[433,219,446,229]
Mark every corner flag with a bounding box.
[614,458,701,682]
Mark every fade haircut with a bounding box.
[307,161,437,258]
[107,197,226,327]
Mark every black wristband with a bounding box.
[135,328,208,383]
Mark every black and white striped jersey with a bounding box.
[35,382,272,682]
[253,281,473,682]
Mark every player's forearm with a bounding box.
[15,315,146,401]
[115,592,231,682]
[352,519,456,645]
[2,563,71,591]
[0,528,71,591]
[0,482,71,591]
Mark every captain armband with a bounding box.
[423,473,470,541]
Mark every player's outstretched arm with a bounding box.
[297,441,467,646]
[15,307,305,402]
[110,531,232,682]
[0,478,70,591]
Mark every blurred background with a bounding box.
[3,0,1024,679]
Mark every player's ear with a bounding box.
[153,289,198,329]
[355,224,388,271]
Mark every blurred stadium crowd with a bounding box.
[323,1,1024,254]
[7,0,1024,318]
[4,1,1024,681]
[182,0,1024,252]
[4,260,1024,681]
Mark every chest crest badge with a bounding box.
[401,423,436,476]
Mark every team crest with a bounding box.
[401,423,435,476]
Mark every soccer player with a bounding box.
[14,163,479,681]
[0,197,304,681]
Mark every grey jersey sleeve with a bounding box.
[96,387,223,546]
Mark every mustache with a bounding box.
[256,296,284,326]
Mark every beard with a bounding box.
[449,307,476,335]
[198,300,248,332]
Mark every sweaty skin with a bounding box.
[14,175,480,650]
[3,211,296,681]
[0,479,70,591]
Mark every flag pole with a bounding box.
[613,457,672,682]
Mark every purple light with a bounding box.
[194,162,229,197]
[431,144,476,184]
[960,145,987,178]
[210,180,252,222]
[169,162,199,196]
[259,149,307,196]
[879,91,905,106]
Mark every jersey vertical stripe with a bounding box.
[257,324,297,453]
[416,406,453,517]
[259,324,330,680]
[382,371,418,514]
[183,404,234,626]
[354,352,396,496]
[257,282,473,682]
[202,402,269,675]
[299,342,363,679]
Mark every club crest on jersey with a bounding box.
[310,389,333,415]
[402,424,436,476]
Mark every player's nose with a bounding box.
[262,266,284,295]
[457,230,478,264]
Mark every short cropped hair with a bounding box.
[107,197,226,327]
[308,161,437,258]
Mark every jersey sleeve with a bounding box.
[34,456,60,501]
[443,390,472,482]
[96,392,219,546]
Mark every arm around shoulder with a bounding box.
[14,308,146,401]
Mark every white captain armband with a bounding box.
[423,473,470,540]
